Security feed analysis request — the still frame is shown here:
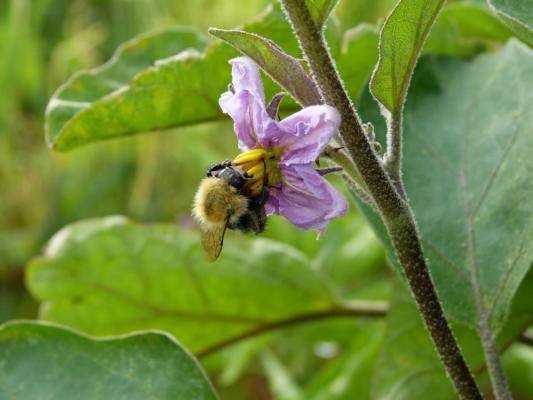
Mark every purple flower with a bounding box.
[219,57,347,237]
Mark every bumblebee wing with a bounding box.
[200,221,229,262]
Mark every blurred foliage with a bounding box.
[0,0,532,399]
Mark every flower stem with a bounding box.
[323,145,366,188]
[280,0,482,398]
[342,172,377,212]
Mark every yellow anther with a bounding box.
[231,146,282,194]
[233,148,267,165]
[247,164,265,179]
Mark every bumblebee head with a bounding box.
[218,167,248,190]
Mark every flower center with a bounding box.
[232,147,283,196]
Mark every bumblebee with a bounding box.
[192,160,268,261]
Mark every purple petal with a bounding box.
[266,164,347,237]
[274,105,341,166]
[228,57,265,102]
[219,57,275,150]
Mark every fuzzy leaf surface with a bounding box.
[208,28,321,106]
[45,29,208,150]
[26,217,339,355]
[371,0,446,113]
[0,321,216,400]
[371,270,533,399]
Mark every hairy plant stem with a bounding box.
[385,109,406,196]
[280,0,482,398]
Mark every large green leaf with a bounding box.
[0,321,216,400]
[45,5,303,151]
[371,282,454,400]
[26,216,342,355]
[371,0,446,113]
[488,0,533,45]
[371,269,533,399]
[360,41,533,334]
[45,28,208,151]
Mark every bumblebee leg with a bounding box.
[257,159,269,206]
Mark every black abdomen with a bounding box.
[228,196,267,234]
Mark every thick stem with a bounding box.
[280,0,482,398]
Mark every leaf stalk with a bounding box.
[384,109,405,196]
[197,302,387,358]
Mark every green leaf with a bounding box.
[371,269,533,399]
[370,0,446,113]
[488,0,533,46]
[45,28,208,151]
[0,321,216,400]
[26,216,340,355]
[338,3,515,104]
[208,28,321,106]
[360,41,533,334]
[424,2,515,57]
[371,282,454,400]
[45,5,303,152]
[305,0,340,28]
